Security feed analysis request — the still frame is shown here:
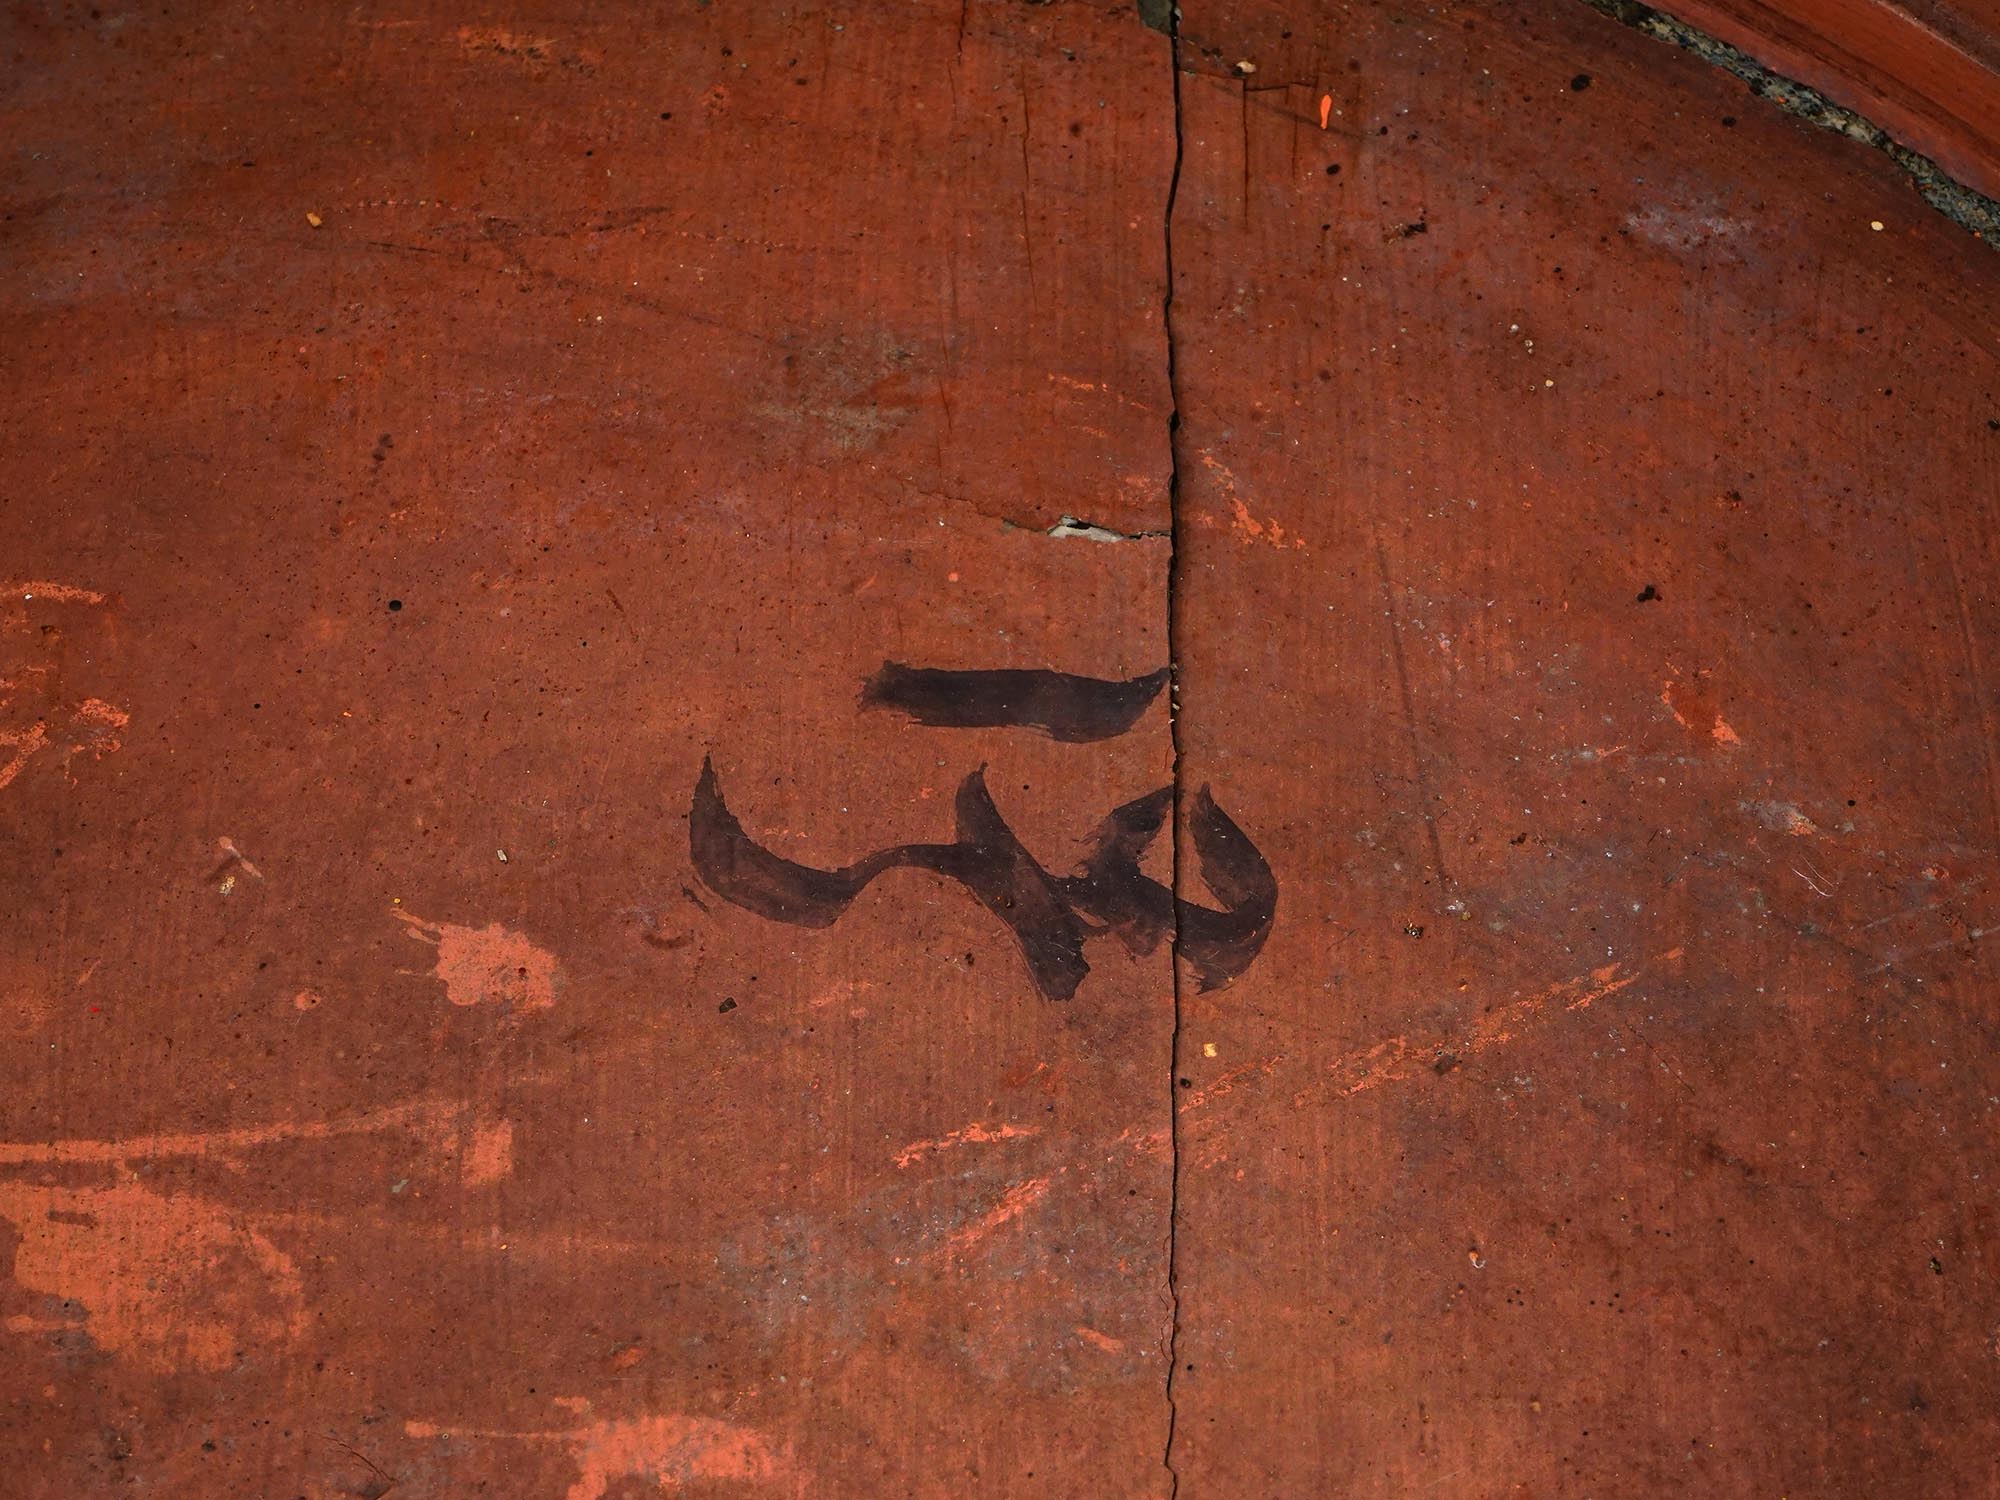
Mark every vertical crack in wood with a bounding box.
[1160,5,1189,1495]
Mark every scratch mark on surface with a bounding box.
[1375,536,1453,902]
[1180,1054,1283,1117]
[2,581,106,605]
[1942,523,2000,853]
[936,1176,1053,1259]
[1743,799,1819,836]
[453,25,599,71]
[1016,65,1037,304]
[1168,1054,1287,1169]
[210,836,264,893]
[317,1431,398,1498]
[1310,962,1640,1100]
[253,1210,650,1262]
[893,1120,1039,1169]
[1868,925,1991,975]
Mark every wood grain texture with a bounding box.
[5,0,2000,1494]
[0,3,1178,1495]
[1168,0,2000,1493]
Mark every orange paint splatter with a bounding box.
[396,910,561,1012]
[563,1415,783,1499]
[0,583,123,792]
[0,1182,306,1372]
[63,698,128,770]
[893,1120,1039,1168]
[1199,452,1307,550]
[0,723,49,792]
[0,698,129,793]
[1661,671,1741,748]
[403,1414,789,1500]
[463,1120,515,1186]
[1319,94,1332,129]
[0,1096,476,1171]
[1231,497,1287,546]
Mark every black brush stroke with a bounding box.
[860,662,1170,743]
[1173,787,1279,991]
[689,758,1273,999]
[692,757,1089,999]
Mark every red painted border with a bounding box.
[1658,0,2000,203]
